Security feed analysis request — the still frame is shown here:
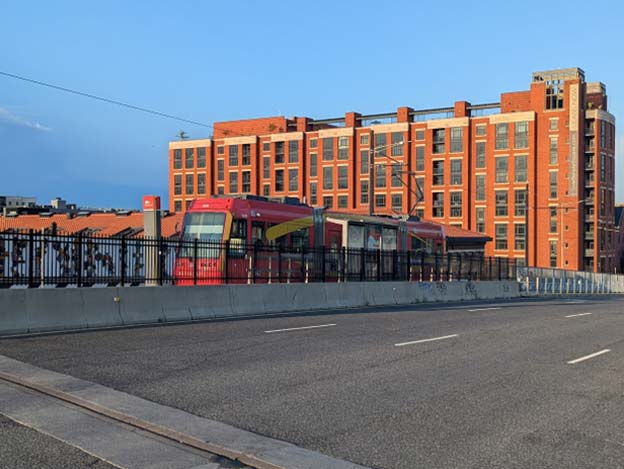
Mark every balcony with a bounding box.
[584,144,595,153]
[584,174,594,186]
[584,249,594,258]
[585,231,594,240]
[585,197,595,206]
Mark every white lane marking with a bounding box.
[467,307,501,312]
[395,334,459,347]
[565,300,586,304]
[264,323,337,334]
[567,349,611,365]
[565,312,593,318]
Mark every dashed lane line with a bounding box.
[264,323,337,334]
[565,312,593,318]
[567,349,611,365]
[395,334,459,347]
[467,307,501,312]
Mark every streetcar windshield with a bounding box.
[179,212,226,258]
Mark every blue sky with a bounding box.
[1,0,622,209]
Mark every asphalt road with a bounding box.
[1,295,624,469]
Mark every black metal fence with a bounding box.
[0,230,517,288]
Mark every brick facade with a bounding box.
[168,68,617,272]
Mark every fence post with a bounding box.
[376,249,381,282]
[446,253,451,281]
[76,233,83,288]
[224,240,230,284]
[300,247,305,283]
[421,251,425,282]
[434,253,440,281]
[488,257,493,281]
[192,239,198,285]
[28,230,35,288]
[407,249,411,281]
[277,243,282,283]
[360,248,365,281]
[498,257,502,281]
[458,253,462,281]
[341,247,347,282]
[321,247,326,282]
[120,237,127,287]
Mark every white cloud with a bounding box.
[0,106,51,132]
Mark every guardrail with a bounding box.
[517,267,624,295]
[0,230,517,288]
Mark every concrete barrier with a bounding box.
[0,279,525,336]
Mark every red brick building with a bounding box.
[169,68,616,272]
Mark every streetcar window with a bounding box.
[382,227,397,251]
[366,225,382,250]
[291,228,309,250]
[251,222,265,246]
[230,219,247,257]
[347,224,365,249]
[179,212,225,258]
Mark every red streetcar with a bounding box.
[173,195,445,285]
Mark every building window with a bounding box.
[263,142,270,152]
[310,182,317,205]
[309,138,317,149]
[375,164,386,188]
[275,142,285,163]
[514,224,526,251]
[288,169,298,192]
[432,160,444,186]
[173,149,182,169]
[217,145,225,155]
[218,186,225,195]
[241,171,251,193]
[600,153,606,182]
[337,195,348,208]
[476,207,485,233]
[476,175,485,201]
[197,147,206,168]
[495,224,508,250]
[263,184,270,196]
[432,129,445,154]
[432,192,444,217]
[375,194,386,208]
[415,146,425,171]
[275,169,284,192]
[600,121,606,148]
[375,133,387,156]
[391,132,403,156]
[495,156,508,183]
[229,172,238,193]
[415,129,425,140]
[360,134,369,145]
[242,144,251,165]
[495,123,509,150]
[323,138,334,161]
[323,196,333,208]
[476,142,486,168]
[186,174,194,195]
[185,200,192,210]
[549,207,557,232]
[450,192,462,217]
[549,171,557,198]
[495,190,508,216]
[174,200,182,212]
[229,145,238,166]
[197,174,206,195]
[546,80,564,110]
[174,174,182,195]
[185,148,194,169]
[338,166,348,189]
[391,163,402,187]
[514,121,529,149]
[338,136,349,160]
[323,167,333,190]
[310,153,317,177]
[415,177,425,200]
[415,208,425,219]
[263,156,270,179]
[515,155,527,182]
[391,194,402,211]
[514,189,527,217]
[549,240,558,267]
[288,140,298,163]
[360,180,369,204]
[549,137,558,164]
[217,160,224,181]
[550,118,558,131]
[360,150,369,175]
[476,125,486,136]
[450,159,462,185]
[450,127,463,153]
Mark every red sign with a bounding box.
[142,195,161,210]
